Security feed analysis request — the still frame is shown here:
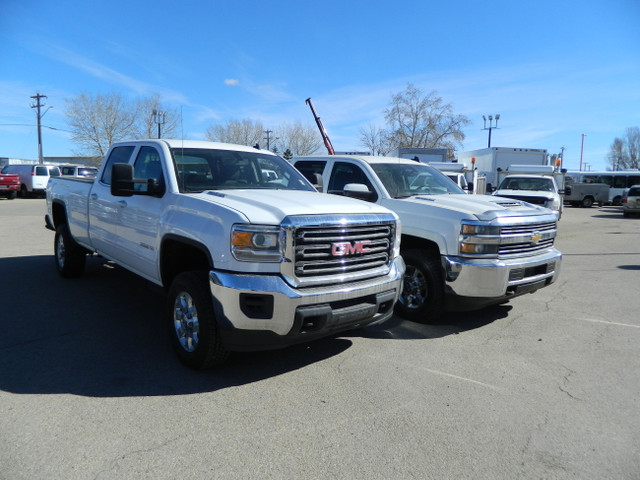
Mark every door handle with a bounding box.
[117,200,128,208]
[90,193,98,200]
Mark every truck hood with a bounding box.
[190,189,393,224]
[383,193,554,221]
[493,189,555,200]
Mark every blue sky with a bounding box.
[1,0,639,171]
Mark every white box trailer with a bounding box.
[457,147,549,192]
[428,162,472,192]
[389,147,448,164]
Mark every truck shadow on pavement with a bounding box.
[0,255,507,399]
[355,304,510,341]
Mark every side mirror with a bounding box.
[343,183,375,201]
[111,163,165,197]
[111,163,135,197]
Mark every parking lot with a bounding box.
[1,198,639,479]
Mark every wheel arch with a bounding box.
[400,234,441,258]
[51,199,68,228]
[160,234,214,289]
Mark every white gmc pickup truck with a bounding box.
[45,140,404,368]
[293,155,562,322]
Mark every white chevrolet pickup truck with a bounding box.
[293,155,562,322]
[45,140,404,368]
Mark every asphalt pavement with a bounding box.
[1,198,639,480]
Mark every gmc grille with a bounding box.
[294,224,393,277]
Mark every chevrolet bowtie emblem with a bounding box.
[530,232,542,245]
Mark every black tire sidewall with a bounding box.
[54,223,86,277]
[167,271,228,369]
[395,249,444,323]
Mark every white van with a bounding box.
[59,164,99,178]
[1,164,61,197]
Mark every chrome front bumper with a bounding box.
[442,248,562,299]
[209,257,405,350]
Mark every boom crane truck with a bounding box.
[306,98,335,155]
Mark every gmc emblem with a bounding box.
[331,240,372,256]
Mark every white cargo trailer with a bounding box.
[389,147,448,164]
[457,147,549,192]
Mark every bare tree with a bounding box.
[205,119,264,147]
[204,120,322,155]
[359,123,392,156]
[275,121,322,156]
[608,127,640,170]
[64,92,138,156]
[138,94,179,139]
[365,83,470,158]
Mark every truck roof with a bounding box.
[299,155,424,166]
[113,139,278,156]
[505,165,556,175]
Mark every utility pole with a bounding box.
[152,110,166,139]
[482,114,500,148]
[579,134,586,171]
[264,129,278,150]
[31,92,47,163]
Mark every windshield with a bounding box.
[171,148,315,193]
[371,163,464,198]
[499,177,554,192]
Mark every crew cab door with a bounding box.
[114,145,165,281]
[88,145,135,260]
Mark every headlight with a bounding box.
[461,224,500,235]
[231,225,283,262]
[459,221,500,256]
[394,218,402,259]
[460,242,500,254]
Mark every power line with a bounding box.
[0,123,70,132]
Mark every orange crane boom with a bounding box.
[306,98,335,155]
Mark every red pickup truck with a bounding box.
[0,171,20,199]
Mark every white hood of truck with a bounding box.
[382,193,554,221]
[189,189,393,224]
[493,189,555,200]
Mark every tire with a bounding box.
[395,249,445,323]
[20,185,29,198]
[167,271,229,369]
[613,196,623,206]
[623,211,630,218]
[581,196,594,208]
[54,223,86,277]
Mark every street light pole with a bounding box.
[153,110,166,139]
[482,114,500,148]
